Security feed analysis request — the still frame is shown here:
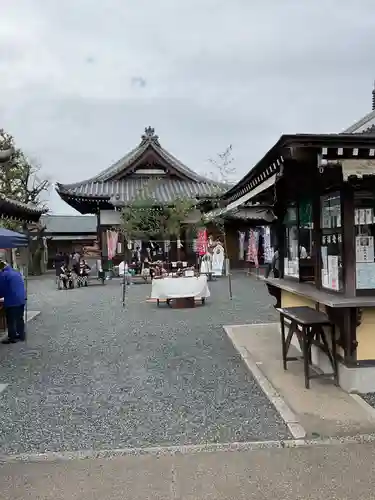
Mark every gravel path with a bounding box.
[0,273,290,454]
[361,393,375,408]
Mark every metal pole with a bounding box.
[24,233,29,339]
[122,241,126,308]
[222,226,232,300]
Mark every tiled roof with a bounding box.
[356,123,375,135]
[57,177,224,204]
[56,127,222,205]
[56,127,227,210]
[90,137,211,184]
[0,195,44,223]
[229,207,275,222]
[343,110,375,134]
[41,215,97,234]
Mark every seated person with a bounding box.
[153,261,168,279]
[59,264,73,289]
[141,257,151,279]
[79,259,91,276]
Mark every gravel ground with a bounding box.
[0,273,290,454]
[361,393,375,408]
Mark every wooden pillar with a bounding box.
[274,178,287,278]
[342,184,355,297]
[96,213,102,258]
[312,190,322,288]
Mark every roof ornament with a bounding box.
[140,126,160,145]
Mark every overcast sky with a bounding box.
[1,0,375,213]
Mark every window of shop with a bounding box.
[354,190,375,291]
[298,199,314,283]
[320,192,344,292]
[283,199,314,281]
[284,204,299,278]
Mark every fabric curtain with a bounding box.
[106,230,119,260]
[238,231,246,260]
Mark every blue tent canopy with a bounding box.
[0,228,28,248]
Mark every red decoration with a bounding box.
[196,229,208,256]
[246,229,259,267]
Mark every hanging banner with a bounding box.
[254,230,259,268]
[238,231,246,260]
[196,229,208,256]
[263,226,273,263]
[106,230,119,260]
[246,230,253,262]
[246,229,259,267]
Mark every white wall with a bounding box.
[99,210,121,226]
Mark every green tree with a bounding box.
[0,130,49,228]
[0,129,50,274]
[0,146,49,210]
[120,180,201,259]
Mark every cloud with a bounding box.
[1,0,375,213]
[131,77,147,88]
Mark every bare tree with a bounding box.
[207,144,236,184]
[206,145,237,299]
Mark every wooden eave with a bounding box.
[222,133,375,205]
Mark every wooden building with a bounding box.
[40,215,97,268]
[56,127,224,264]
[205,204,276,270]
[0,195,44,274]
[0,195,43,225]
[216,132,375,393]
[0,132,45,273]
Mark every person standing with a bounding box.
[72,250,81,275]
[53,251,64,282]
[0,261,26,344]
[63,252,70,267]
[265,247,280,279]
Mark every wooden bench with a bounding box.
[276,306,339,389]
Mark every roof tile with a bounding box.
[56,127,225,205]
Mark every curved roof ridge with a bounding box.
[57,127,224,192]
[56,143,147,192]
[343,110,375,134]
[151,142,216,184]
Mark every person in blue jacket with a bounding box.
[0,261,26,344]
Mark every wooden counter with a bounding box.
[265,278,375,308]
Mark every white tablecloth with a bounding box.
[151,276,210,300]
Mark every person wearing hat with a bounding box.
[0,260,26,344]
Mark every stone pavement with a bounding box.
[2,441,375,499]
[225,323,375,439]
[0,274,290,455]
